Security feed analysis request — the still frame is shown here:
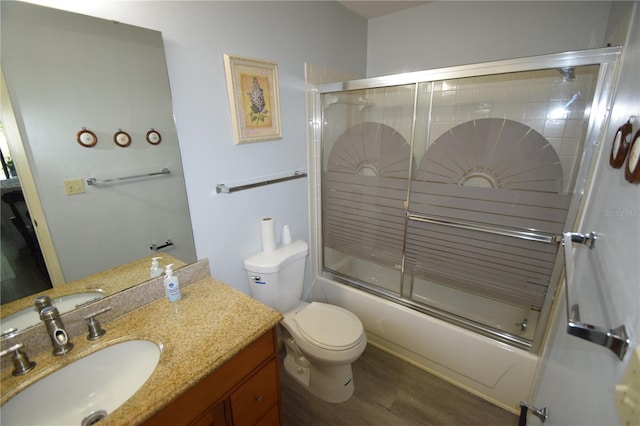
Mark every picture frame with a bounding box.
[224,54,282,144]
[609,120,633,169]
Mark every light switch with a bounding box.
[63,178,85,195]
[616,346,640,426]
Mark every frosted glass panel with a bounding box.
[320,64,601,344]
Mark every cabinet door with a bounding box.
[190,401,229,426]
[255,404,280,426]
[230,359,279,425]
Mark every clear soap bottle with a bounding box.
[163,263,182,302]
[150,257,163,278]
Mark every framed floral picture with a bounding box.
[223,54,282,144]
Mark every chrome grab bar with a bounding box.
[562,231,631,360]
[86,168,170,186]
[216,170,307,194]
[407,213,559,244]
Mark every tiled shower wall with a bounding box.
[351,66,599,193]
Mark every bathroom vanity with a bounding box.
[1,260,283,425]
[144,328,280,425]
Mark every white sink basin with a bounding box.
[0,339,161,425]
[0,291,104,332]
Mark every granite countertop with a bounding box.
[0,276,282,425]
[1,254,186,318]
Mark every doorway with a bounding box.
[1,121,52,304]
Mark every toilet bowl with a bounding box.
[280,301,367,402]
[244,240,366,403]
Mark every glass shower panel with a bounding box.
[321,85,415,294]
[405,66,599,338]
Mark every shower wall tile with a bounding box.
[453,105,472,123]
[439,90,456,105]
[564,120,585,138]
[549,81,578,100]
[504,103,528,121]
[543,119,566,138]
[442,80,458,91]
[528,84,552,102]
[525,120,546,136]
[510,85,531,101]
[525,103,549,119]
[472,87,494,102]
[431,122,452,141]
[491,88,512,103]
[556,138,575,156]
[322,65,596,195]
[433,105,454,122]
[455,88,474,102]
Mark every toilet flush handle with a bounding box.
[250,275,261,281]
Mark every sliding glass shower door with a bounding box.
[318,50,618,351]
[322,85,415,294]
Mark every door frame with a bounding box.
[1,68,65,286]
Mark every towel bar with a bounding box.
[87,168,170,186]
[562,231,631,360]
[408,213,559,244]
[216,170,307,194]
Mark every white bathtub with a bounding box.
[314,275,538,414]
[325,249,540,340]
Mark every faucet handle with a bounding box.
[84,307,111,341]
[34,295,52,315]
[1,328,19,340]
[0,342,36,376]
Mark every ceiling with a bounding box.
[337,1,430,19]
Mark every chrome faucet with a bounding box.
[40,306,74,355]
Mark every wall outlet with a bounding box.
[63,178,85,195]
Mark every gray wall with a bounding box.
[19,1,368,292]
[366,1,611,76]
[531,3,640,425]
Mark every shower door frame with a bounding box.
[309,47,622,354]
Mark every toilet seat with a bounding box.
[282,301,367,367]
[292,302,364,351]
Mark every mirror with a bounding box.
[0,2,196,327]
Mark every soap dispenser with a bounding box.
[150,257,163,278]
[163,264,181,302]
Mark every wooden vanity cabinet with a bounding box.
[144,328,281,426]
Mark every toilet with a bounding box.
[244,240,367,403]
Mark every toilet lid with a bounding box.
[293,302,363,351]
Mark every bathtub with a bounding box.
[325,250,540,342]
[314,275,538,413]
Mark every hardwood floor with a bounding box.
[280,343,517,426]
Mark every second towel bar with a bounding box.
[87,168,170,186]
[562,231,631,360]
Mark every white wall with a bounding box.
[531,3,639,425]
[21,0,367,293]
[367,1,611,76]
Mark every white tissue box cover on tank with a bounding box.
[244,240,308,273]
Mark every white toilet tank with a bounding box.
[244,240,308,312]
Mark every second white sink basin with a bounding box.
[0,339,161,425]
[0,291,104,332]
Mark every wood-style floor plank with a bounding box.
[280,344,517,426]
